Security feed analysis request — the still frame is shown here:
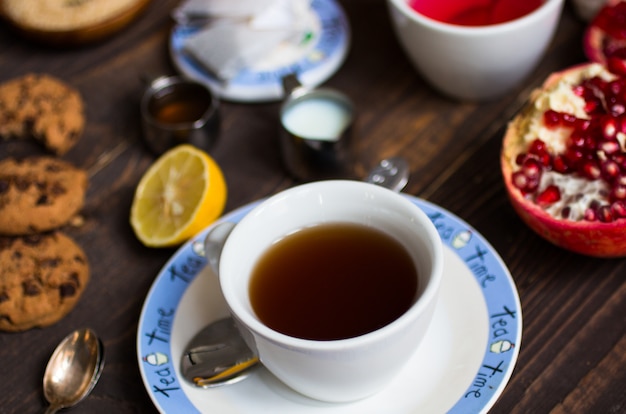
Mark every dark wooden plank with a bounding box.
[0,1,624,413]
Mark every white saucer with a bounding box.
[169,0,350,103]
[137,196,522,413]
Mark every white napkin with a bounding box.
[173,0,279,22]
[179,0,313,80]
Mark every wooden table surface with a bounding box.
[1,1,624,413]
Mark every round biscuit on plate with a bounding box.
[0,0,152,45]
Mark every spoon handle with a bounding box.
[44,404,61,414]
[365,157,409,193]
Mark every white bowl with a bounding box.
[387,0,565,101]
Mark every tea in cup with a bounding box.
[387,0,565,101]
[204,180,444,402]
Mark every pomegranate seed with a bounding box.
[561,113,577,125]
[512,171,539,193]
[612,156,626,173]
[597,205,614,222]
[543,110,560,127]
[591,76,608,90]
[607,57,626,77]
[610,184,626,201]
[599,140,621,155]
[602,160,621,180]
[535,152,552,168]
[572,85,585,97]
[526,176,540,192]
[536,185,561,206]
[582,161,602,179]
[512,171,528,191]
[515,153,528,166]
[567,133,585,149]
[608,79,624,95]
[610,103,625,116]
[565,149,584,168]
[589,199,602,211]
[611,201,626,218]
[584,208,597,221]
[528,139,547,155]
[584,152,597,162]
[561,206,571,219]
[584,100,601,114]
[517,152,549,167]
[602,116,619,140]
[552,155,570,173]
[583,136,598,151]
[523,150,551,167]
[522,158,542,180]
[617,115,626,133]
[574,118,592,130]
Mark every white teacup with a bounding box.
[204,180,444,402]
[387,0,565,101]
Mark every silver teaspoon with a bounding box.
[181,157,410,388]
[43,328,104,414]
[181,317,260,388]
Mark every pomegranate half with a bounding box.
[501,62,626,257]
[583,0,626,68]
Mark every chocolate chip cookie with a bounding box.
[0,231,90,332]
[0,157,88,235]
[0,73,84,154]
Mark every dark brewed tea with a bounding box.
[149,83,211,124]
[249,223,419,341]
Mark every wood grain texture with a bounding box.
[0,1,624,413]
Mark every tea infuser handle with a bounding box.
[365,157,409,193]
[282,73,309,99]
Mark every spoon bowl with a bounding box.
[43,328,104,414]
[182,317,259,388]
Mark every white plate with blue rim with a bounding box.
[137,196,522,413]
[169,0,350,103]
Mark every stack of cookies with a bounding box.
[0,74,90,332]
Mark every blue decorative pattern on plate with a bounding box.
[169,0,350,103]
[137,196,522,413]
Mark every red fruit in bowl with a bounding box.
[583,0,626,67]
[501,62,626,257]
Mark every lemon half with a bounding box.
[130,145,227,247]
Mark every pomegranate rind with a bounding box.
[501,63,626,257]
[583,0,626,64]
